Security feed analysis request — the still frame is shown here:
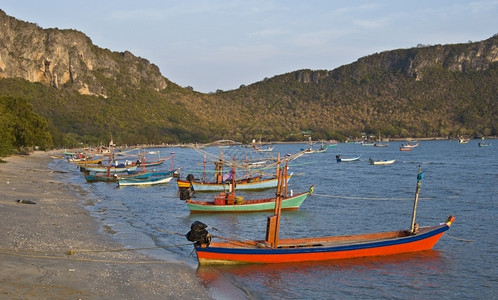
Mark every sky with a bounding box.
[1,1,497,93]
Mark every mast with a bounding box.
[228,157,236,201]
[266,154,283,248]
[273,158,287,247]
[170,152,175,171]
[203,154,206,182]
[410,165,423,234]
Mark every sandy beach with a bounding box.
[0,152,212,299]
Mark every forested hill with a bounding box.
[0,9,497,153]
[217,34,498,141]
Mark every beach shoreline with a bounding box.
[0,151,213,299]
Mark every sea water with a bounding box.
[51,140,498,299]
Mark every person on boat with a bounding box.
[222,170,233,182]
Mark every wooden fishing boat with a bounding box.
[400,145,412,151]
[404,141,419,148]
[302,144,327,153]
[373,142,389,147]
[129,159,165,167]
[186,165,455,265]
[72,158,105,165]
[178,173,292,192]
[254,146,274,152]
[336,155,360,162]
[85,169,177,183]
[81,164,137,173]
[478,137,491,147]
[369,158,395,165]
[117,175,173,186]
[324,140,338,148]
[185,186,313,213]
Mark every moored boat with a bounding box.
[178,173,292,192]
[186,165,455,265]
[478,137,491,147]
[185,186,313,213]
[369,158,395,165]
[117,175,173,186]
[336,155,360,162]
[404,141,419,148]
[373,142,389,147]
[400,145,412,151]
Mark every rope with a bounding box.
[313,193,434,201]
[191,146,308,171]
[444,234,474,242]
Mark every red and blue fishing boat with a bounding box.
[186,164,455,265]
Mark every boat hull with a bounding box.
[186,191,309,213]
[118,176,173,186]
[478,142,491,147]
[82,165,138,173]
[181,174,292,192]
[336,156,360,162]
[194,217,454,265]
[369,159,395,165]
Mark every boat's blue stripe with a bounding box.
[199,225,449,255]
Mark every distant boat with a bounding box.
[361,141,375,146]
[373,142,389,147]
[336,155,360,162]
[369,158,395,165]
[254,146,274,152]
[404,141,419,148]
[185,165,455,265]
[373,133,389,147]
[302,145,327,154]
[458,137,470,144]
[324,140,338,148]
[400,145,412,151]
[478,137,491,147]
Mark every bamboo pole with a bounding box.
[273,154,285,248]
[410,165,423,234]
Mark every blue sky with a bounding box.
[1,1,497,93]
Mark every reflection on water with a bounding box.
[197,251,445,298]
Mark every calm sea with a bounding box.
[51,140,497,299]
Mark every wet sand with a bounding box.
[0,152,212,299]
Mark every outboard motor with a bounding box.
[186,221,211,247]
[179,188,193,200]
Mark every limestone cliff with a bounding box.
[0,9,167,98]
[294,35,498,84]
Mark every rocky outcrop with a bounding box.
[358,36,498,81]
[0,10,167,97]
